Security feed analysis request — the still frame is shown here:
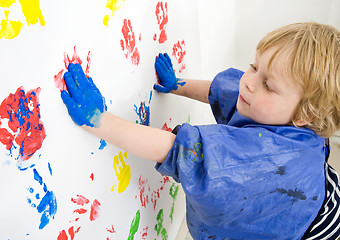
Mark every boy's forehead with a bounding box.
[256,48,298,88]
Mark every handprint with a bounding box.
[120,19,140,66]
[153,1,168,44]
[111,151,131,193]
[27,168,57,229]
[172,40,186,73]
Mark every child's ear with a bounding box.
[294,118,312,127]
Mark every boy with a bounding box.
[61,22,340,239]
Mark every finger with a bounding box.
[88,77,101,95]
[63,71,79,99]
[155,58,169,76]
[68,63,90,90]
[61,90,76,109]
[153,84,169,93]
[159,53,171,69]
[164,53,173,67]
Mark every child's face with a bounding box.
[237,47,302,125]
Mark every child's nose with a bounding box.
[245,77,256,93]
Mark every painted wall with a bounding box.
[1,0,339,239]
[0,0,205,239]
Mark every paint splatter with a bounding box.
[58,195,101,239]
[0,0,16,8]
[90,173,94,181]
[99,139,107,150]
[71,195,89,206]
[127,210,140,240]
[136,175,170,210]
[0,86,46,162]
[155,209,168,240]
[140,226,149,240]
[90,199,101,221]
[169,183,179,223]
[161,123,172,132]
[103,0,125,26]
[27,168,57,229]
[172,40,186,73]
[134,91,152,126]
[153,1,168,43]
[0,10,23,39]
[120,19,140,66]
[57,226,81,240]
[106,225,116,233]
[274,188,307,203]
[111,151,131,193]
[54,47,92,92]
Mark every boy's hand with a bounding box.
[154,53,185,93]
[61,63,106,128]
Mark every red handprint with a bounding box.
[120,19,140,66]
[153,1,168,44]
[172,40,186,73]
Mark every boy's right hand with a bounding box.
[154,53,185,93]
[60,63,106,128]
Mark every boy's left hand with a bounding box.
[61,63,106,128]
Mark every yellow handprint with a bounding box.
[111,151,131,193]
[0,10,23,39]
[18,0,45,26]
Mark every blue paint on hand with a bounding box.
[61,63,106,127]
[154,53,186,93]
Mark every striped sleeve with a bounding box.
[302,162,340,239]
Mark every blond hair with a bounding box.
[257,22,340,137]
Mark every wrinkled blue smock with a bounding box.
[155,68,326,240]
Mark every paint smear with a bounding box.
[111,151,131,193]
[27,168,57,229]
[127,210,140,240]
[99,139,107,150]
[71,195,90,206]
[103,0,125,26]
[58,195,101,239]
[161,123,172,132]
[0,86,46,162]
[134,91,152,126]
[120,19,140,66]
[0,10,23,39]
[141,226,149,240]
[0,0,16,8]
[18,0,45,26]
[90,199,101,221]
[155,209,168,240]
[106,225,116,233]
[54,47,92,92]
[169,183,179,223]
[136,175,170,210]
[153,1,168,43]
[57,226,81,240]
[172,40,186,73]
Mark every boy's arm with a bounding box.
[170,79,212,104]
[83,112,175,163]
[154,53,212,104]
[61,63,175,163]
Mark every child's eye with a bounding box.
[250,63,257,71]
[263,80,273,92]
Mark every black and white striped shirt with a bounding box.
[303,142,340,239]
